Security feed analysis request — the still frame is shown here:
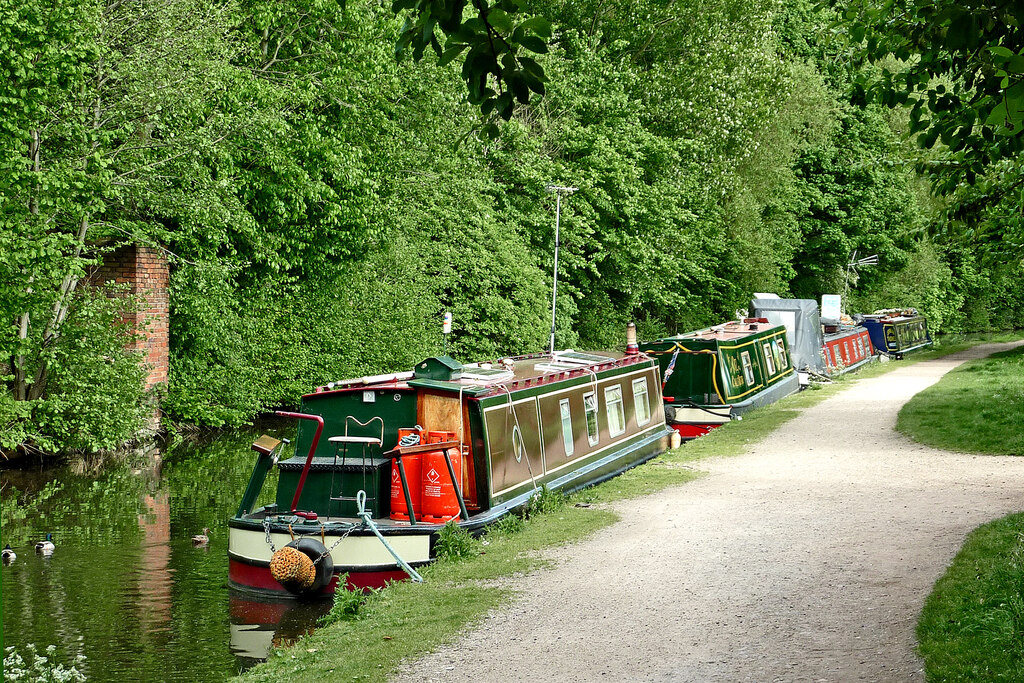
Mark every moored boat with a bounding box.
[751,296,875,377]
[229,341,672,597]
[639,319,798,440]
[860,309,932,358]
[821,323,874,374]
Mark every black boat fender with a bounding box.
[271,537,335,595]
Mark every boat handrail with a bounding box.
[383,440,460,458]
[275,410,325,514]
[344,415,385,446]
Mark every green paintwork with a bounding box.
[413,356,463,381]
[407,378,492,395]
[275,456,391,517]
[270,387,420,518]
[641,324,793,405]
[886,317,931,352]
[295,388,418,459]
[474,359,659,409]
[263,354,669,523]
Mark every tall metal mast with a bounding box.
[546,184,577,356]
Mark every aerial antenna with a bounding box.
[843,250,878,313]
[546,184,577,355]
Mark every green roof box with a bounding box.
[414,356,463,381]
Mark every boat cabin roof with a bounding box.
[308,350,648,399]
[664,319,779,343]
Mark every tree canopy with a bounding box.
[3,0,1022,456]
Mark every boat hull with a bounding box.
[822,327,874,375]
[228,350,673,599]
[861,315,932,357]
[227,521,433,596]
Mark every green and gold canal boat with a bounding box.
[860,309,932,358]
[639,319,799,440]
[229,343,672,597]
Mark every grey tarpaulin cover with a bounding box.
[750,297,826,374]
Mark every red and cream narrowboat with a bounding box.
[228,336,673,597]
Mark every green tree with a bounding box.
[851,0,1024,191]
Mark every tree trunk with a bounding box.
[12,129,43,402]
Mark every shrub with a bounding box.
[433,520,479,562]
[321,574,369,624]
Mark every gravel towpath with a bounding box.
[393,342,1024,682]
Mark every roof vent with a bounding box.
[414,356,463,381]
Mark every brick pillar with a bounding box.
[89,244,170,394]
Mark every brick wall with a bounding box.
[88,244,170,392]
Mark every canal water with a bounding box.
[1,428,331,681]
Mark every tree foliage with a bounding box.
[851,0,1024,191]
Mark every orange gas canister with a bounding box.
[390,428,423,521]
[420,447,462,523]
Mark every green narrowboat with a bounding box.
[639,319,799,440]
[228,343,673,597]
[860,309,932,358]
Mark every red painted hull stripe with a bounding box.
[228,559,409,594]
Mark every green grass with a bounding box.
[238,333,1010,682]
[898,345,1024,455]
[918,513,1024,682]
[901,333,1024,681]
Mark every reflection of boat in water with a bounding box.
[229,329,673,597]
[640,319,799,440]
[229,595,332,666]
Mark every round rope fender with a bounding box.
[268,538,335,595]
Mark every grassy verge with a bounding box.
[237,334,1002,682]
[918,513,1024,682]
[898,333,1024,681]
[898,344,1024,455]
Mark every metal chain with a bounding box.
[315,522,357,564]
[262,517,276,553]
[264,515,361,566]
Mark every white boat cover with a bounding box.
[750,297,826,374]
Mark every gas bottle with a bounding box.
[390,427,423,521]
[420,447,462,523]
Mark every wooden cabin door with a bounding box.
[417,391,477,509]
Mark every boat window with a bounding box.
[858,337,866,356]
[632,378,651,426]
[559,398,574,456]
[762,343,776,375]
[583,392,599,446]
[843,342,850,361]
[776,340,788,369]
[605,385,626,437]
[741,351,755,386]
[512,425,524,463]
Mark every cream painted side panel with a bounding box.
[229,528,431,566]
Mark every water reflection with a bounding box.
[1,428,318,682]
[229,596,333,666]
[137,491,173,635]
